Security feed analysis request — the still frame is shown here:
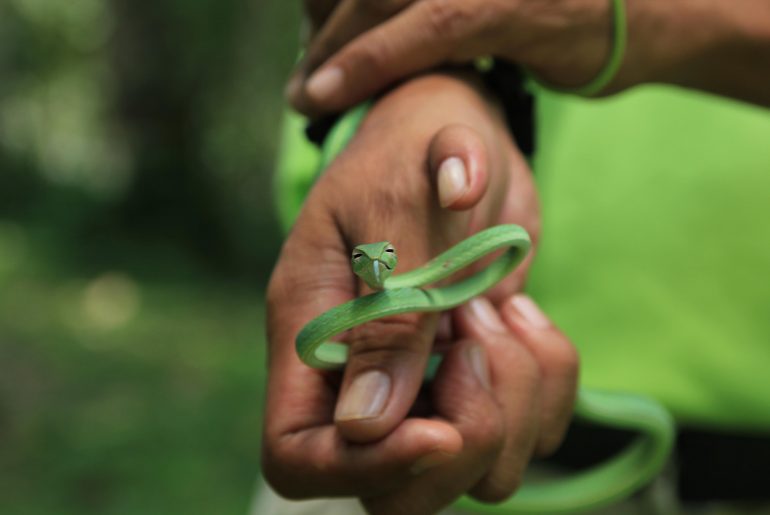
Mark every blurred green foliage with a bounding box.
[0,0,299,512]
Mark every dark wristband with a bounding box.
[482,60,535,157]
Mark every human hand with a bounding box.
[355,294,578,514]
[288,0,616,115]
[263,74,576,511]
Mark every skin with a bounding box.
[263,73,579,513]
[289,0,770,115]
[352,241,397,290]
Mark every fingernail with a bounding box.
[410,451,457,475]
[466,344,492,391]
[306,66,343,102]
[510,294,551,329]
[335,370,390,421]
[467,297,507,333]
[437,157,469,207]
[284,73,303,102]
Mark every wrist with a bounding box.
[507,0,614,90]
[611,1,747,92]
[508,0,745,96]
[614,0,704,89]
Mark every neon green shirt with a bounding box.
[529,86,770,431]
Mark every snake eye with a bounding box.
[352,252,363,260]
[385,247,395,253]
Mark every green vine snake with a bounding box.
[292,103,675,513]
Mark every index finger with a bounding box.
[291,0,482,114]
[289,0,415,112]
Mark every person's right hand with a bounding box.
[262,73,579,513]
[288,0,617,116]
[295,0,770,113]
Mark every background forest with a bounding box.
[0,1,299,513]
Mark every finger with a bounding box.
[288,0,348,101]
[263,416,462,499]
[363,339,504,515]
[289,0,414,111]
[500,294,579,455]
[334,312,440,443]
[294,0,484,114]
[429,124,490,210]
[454,297,542,502]
[306,0,414,69]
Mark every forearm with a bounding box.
[619,0,770,105]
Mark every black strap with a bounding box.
[305,113,341,147]
[481,60,535,157]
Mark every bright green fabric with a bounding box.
[274,104,370,231]
[274,111,320,233]
[529,86,770,431]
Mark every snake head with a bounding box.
[351,241,397,290]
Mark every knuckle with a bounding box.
[261,443,304,499]
[265,236,351,315]
[343,32,391,79]
[424,0,474,40]
[472,473,522,504]
[262,435,338,499]
[472,0,509,41]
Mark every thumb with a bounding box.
[334,312,439,443]
[363,338,503,515]
[429,124,490,210]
